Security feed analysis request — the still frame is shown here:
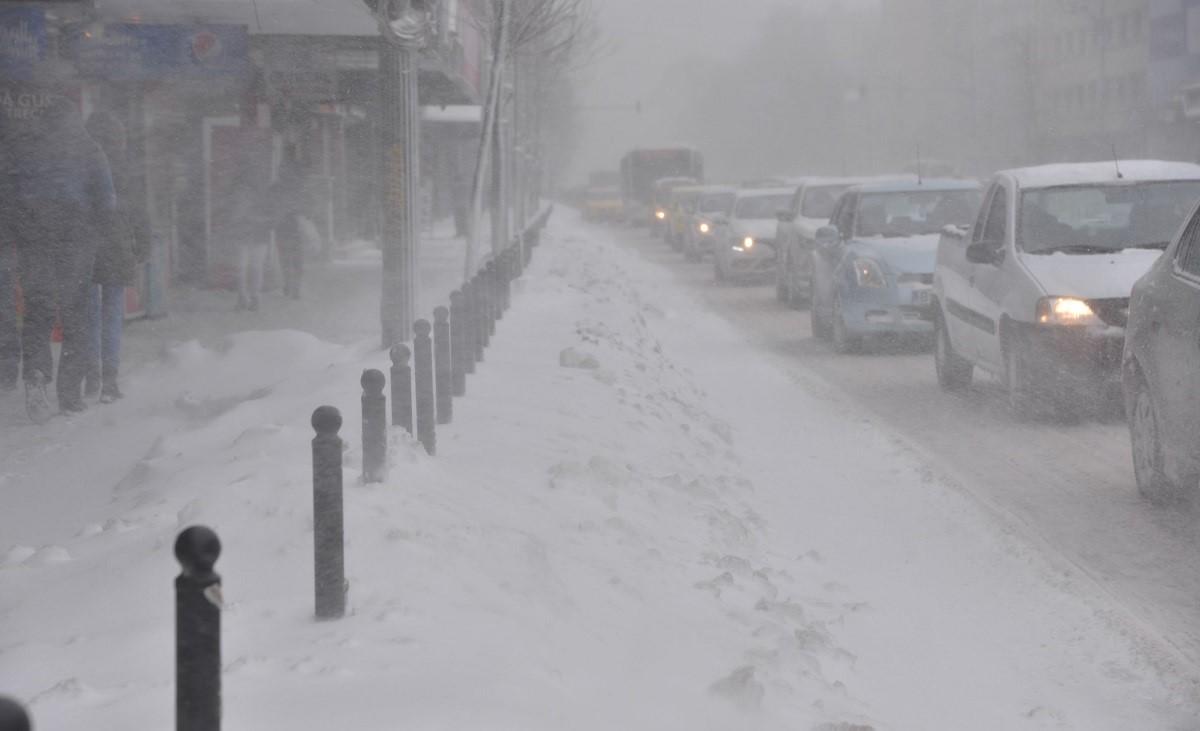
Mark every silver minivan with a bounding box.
[933,161,1200,418]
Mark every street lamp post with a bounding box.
[369,0,436,348]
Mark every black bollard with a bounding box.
[475,271,491,351]
[175,525,222,731]
[433,306,453,424]
[490,259,504,323]
[480,263,494,338]
[389,344,414,434]
[502,249,514,310]
[0,697,30,731]
[311,406,345,620]
[361,369,387,483]
[449,290,469,393]
[413,319,437,456]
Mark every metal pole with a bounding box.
[376,2,432,349]
[311,406,346,620]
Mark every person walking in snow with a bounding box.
[0,94,116,419]
[227,159,273,312]
[84,110,149,403]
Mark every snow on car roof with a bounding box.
[802,175,910,190]
[852,178,980,194]
[1002,161,1200,189]
[735,187,795,199]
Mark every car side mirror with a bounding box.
[815,225,841,249]
[776,209,792,223]
[966,240,1002,265]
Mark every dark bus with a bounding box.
[620,147,704,226]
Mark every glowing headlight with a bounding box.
[853,258,886,288]
[655,210,666,220]
[1036,296,1100,326]
[742,237,755,249]
[698,222,711,234]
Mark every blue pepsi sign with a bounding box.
[69,23,249,81]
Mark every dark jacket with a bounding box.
[86,111,149,286]
[0,97,116,264]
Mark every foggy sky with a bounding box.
[572,0,795,182]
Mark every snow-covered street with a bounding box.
[3,211,1197,729]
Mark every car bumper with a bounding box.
[840,284,935,336]
[1024,325,1125,390]
[724,247,777,277]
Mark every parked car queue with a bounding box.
[579,159,1200,505]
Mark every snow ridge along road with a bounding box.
[0,210,1195,729]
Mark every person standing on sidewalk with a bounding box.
[84,111,149,402]
[2,94,116,418]
[228,160,273,312]
[271,151,309,300]
[0,238,18,392]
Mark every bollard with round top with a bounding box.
[489,259,503,323]
[311,406,345,620]
[175,525,222,731]
[466,276,484,365]
[502,249,514,311]
[413,319,436,455]
[361,369,387,483]
[449,290,469,393]
[0,697,31,731]
[389,345,414,434]
[477,269,493,349]
[433,306,453,424]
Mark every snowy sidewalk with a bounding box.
[0,225,485,547]
[1,209,1196,729]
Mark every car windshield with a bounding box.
[801,185,851,218]
[735,194,792,219]
[1018,181,1200,253]
[698,192,735,214]
[855,189,981,237]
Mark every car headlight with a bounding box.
[1036,296,1100,326]
[699,222,711,234]
[742,237,754,249]
[853,258,886,288]
[656,210,666,219]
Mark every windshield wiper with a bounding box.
[1032,244,1113,255]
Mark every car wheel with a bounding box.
[775,266,790,302]
[1130,377,1182,504]
[714,257,727,282]
[1004,339,1045,420]
[810,295,830,340]
[934,311,973,391]
[831,295,860,354]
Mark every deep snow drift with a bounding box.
[1,211,1196,729]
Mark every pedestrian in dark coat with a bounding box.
[84,110,148,402]
[0,94,116,419]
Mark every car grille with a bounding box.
[898,273,934,285]
[1088,298,1130,328]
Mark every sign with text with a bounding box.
[0,7,45,81]
[69,23,249,81]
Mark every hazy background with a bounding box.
[571,0,798,183]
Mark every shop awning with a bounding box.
[94,0,378,37]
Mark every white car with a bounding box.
[712,187,795,282]
[775,176,904,307]
[932,160,1200,418]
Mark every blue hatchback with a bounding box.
[810,179,982,352]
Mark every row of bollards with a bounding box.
[0,209,556,731]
